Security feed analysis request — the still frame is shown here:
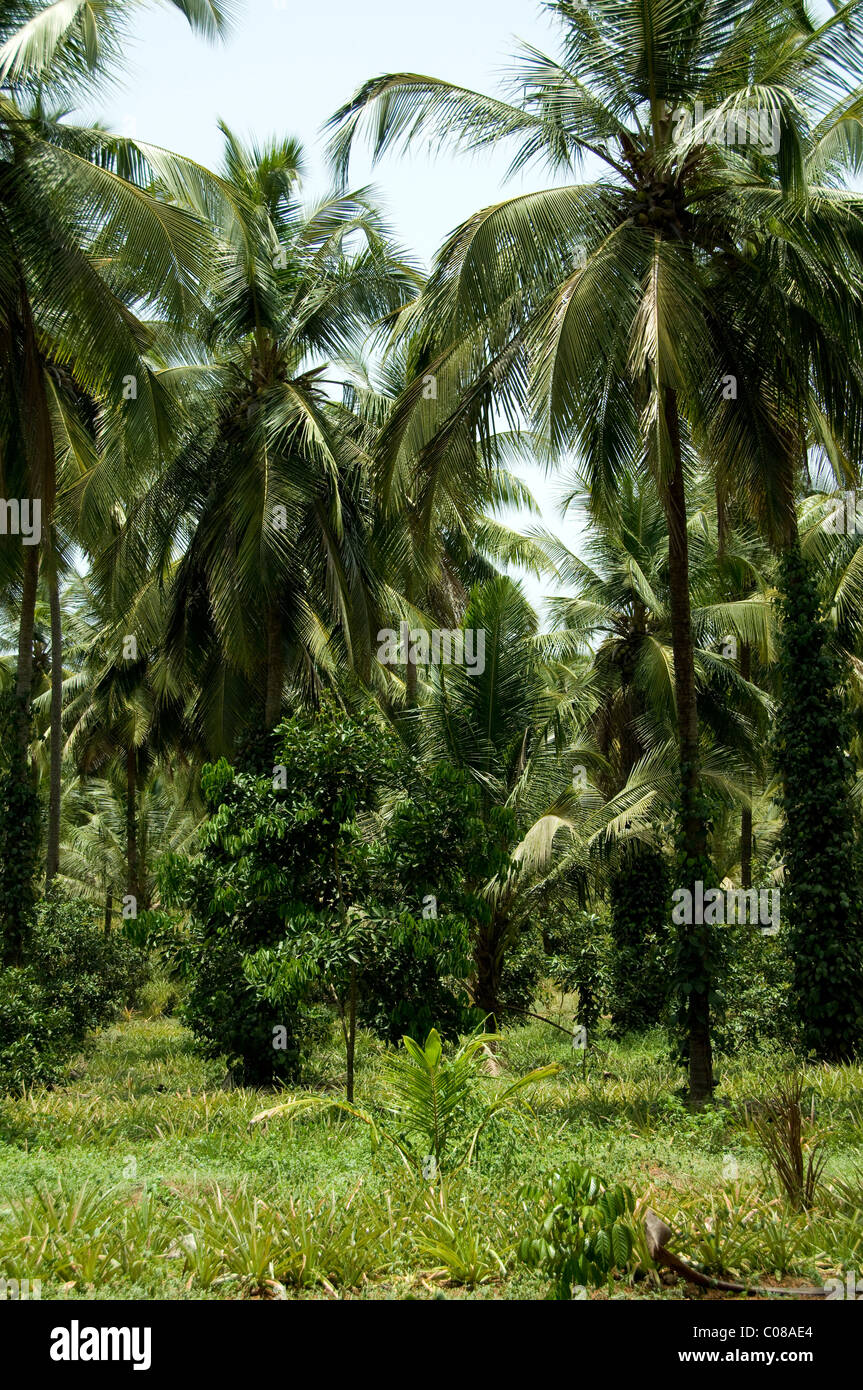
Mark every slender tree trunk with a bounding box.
[16,294,54,764]
[265,607,284,731]
[126,745,138,908]
[1,295,51,965]
[405,646,418,707]
[404,564,418,710]
[346,961,357,1103]
[740,643,753,889]
[15,543,39,758]
[104,884,113,935]
[474,921,501,1030]
[663,389,713,1103]
[45,563,63,887]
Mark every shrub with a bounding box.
[543,912,612,1032]
[718,923,795,1053]
[517,1164,636,1298]
[158,708,388,1086]
[608,846,670,1035]
[28,894,149,1032]
[0,893,149,1092]
[161,713,509,1085]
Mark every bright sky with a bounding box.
[84,0,586,614]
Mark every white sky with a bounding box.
[81,0,590,614]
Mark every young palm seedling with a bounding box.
[251,1027,559,1177]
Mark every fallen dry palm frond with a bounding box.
[644,1210,826,1298]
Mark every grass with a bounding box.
[0,1015,861,1300]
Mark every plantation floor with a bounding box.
[0,1017,860,1300]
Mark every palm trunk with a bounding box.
[405,649,418,707]
[45,564,63,887]
[474,921,501,1030]
[265,608,284,731]
[346,961,357,1102]
[104,884,113,935]
[15,543,39,758]
[126,745,138,907]
[17,293,54,764]
[1,294,51,965]
[663,388,713,1103]
[740,643,753,888]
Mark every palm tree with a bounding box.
[537,472,773,1030]
[337,342,555,711]
[107,125,421,744]
[59,765,201,929]
[0,0,236,919]
[541,474,772,796]
[327,0,863,1097]
[412,573,591,1017]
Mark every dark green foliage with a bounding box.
[498,922,547,1016]
[517,1164,635,1298]
[28,893,149,1029]
[669,787,727,1076]
[160,709,505,1080]
[718,923,795,1054]
[0,893,149,1092]
[608,846,670,1035]
[544,912,612,1031]
[773,545,863,1059]
[158,706,381,1084]
[360,762,508,1041]
[0,692,40,966]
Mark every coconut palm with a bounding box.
[336,342,556,711]
[104,125,421,743]
[410,573,593,1016]
[59,765,201,928]
[0,0,238,930]
[327,0,863,1096]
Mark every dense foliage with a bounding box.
[1,0,863,1120]
[0,894,148,1090]
[773,546,863,1059]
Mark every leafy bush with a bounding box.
[543,912,613,1031]
[161,711,511,1085]
[157,709,385,1084]
[359,761,505,1042]
[608,846,670,1035]
[718,924,795,1053]
[28,895,149,1031]
[517,1164,636,1298]
[0,893,149,1092]
[497,922,547,1016]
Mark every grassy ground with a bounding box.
[0,1013,861,1300]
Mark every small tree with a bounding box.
[608,845,670,1036]
[162,707,509,1096]
[244,724,512,1096]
